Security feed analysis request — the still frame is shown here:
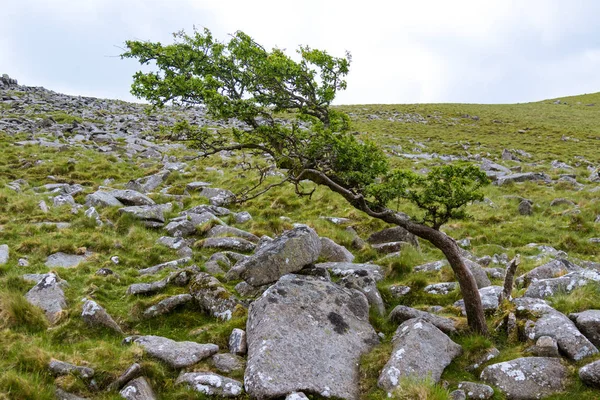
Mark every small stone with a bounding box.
[228,328,247,355]
[234,211,252,223]
[49,359,94,379]
[530,335,559,357]
[457,381,494,399]
[120,376,157,400]
[107,363,142,391]
[142,294,192,319]
[175,372,243,397]
[0,244,8,265]
[211,353,244,373]
[389,284,411,298]
[81,299,123,334]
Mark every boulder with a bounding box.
[85,191,123,207]
[231,226,321,286]
[579,359,600,388]
[107,363,142,391]
[233,211,252,223]
[378,318,462,392]
[245,274,378,400]
[414,260,447,272]
[119,205,166,227]
[202,237,256,253]
[524,270,600,298]
[529,336,559,357]
[49,359,94,379]
[126,170,170,193]
[389,305,457,334]
[211,353,245,373]
[457,381,494,399]
[127,278,167,295]
[514,297,598,361]
[424,282,458,295]
[176,372,243,397]
[119,376,157,400]
[480,357,568,400]
[494,172,551,186]
[454,286,503,315]
[319,237,355,262]
[189,272,240,320]
[463,259,492,288]
[339,273,385,316]
[81,299,123,334]
[45,252,90,268]
[25,273,67,323]
[165,212,222,237]
[516,258,580,286]
[317,262,384,281]
[228,328,247,355]
[518,200,533,215]
[55,389,88,400]
[138,257,191,276]
[389,284,411,298]
[367,226,419,248]
[133,335,218,368]
[569,310,600,348]
[142,294,192,319]
[109,189,155,206]
[207,225,259,243]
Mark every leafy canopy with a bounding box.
[123,28,489,230]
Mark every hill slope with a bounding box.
[1,74,600,399]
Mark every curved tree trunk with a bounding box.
[298,169,489,335]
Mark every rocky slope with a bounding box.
[1,73,600,399]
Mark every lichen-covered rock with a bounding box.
[457,381,494,399]
[231,226,321,286]
[228,328,247,355]
[25,273,67,323]
[55,389,89,400]
[463,259,492,288]
[142,294,192,319]
[378,318,462,393]
[119,376,157,400]
[127,278,168,295]
[211,353,245,373]
[165,212,222,237]
[81,299,123,334]
[189,272,240,321]
[529,336,560,357]
[424,282,458,295]
[514,297,598,361]
[570,310,600,348]
[126,170,170,193]
[207,225,259,243]
[319,237,355,262]
[317,262,384,281]
[367,226,419,248]
[517,259,580,286]
[245,274,378,400]
[201,237,256,252]
[389,305,457,334]
[119,205,166,227]
[108,189,155,206]
[389,284,411,298]
[49,359,94,379]
[579,359,600,388]
[85,191,123,207]
[480,357,568,400]
[176,372,243,397]
[494,172,551,186]
[339,273,385,316]
[454,286,503,315]
[133,335,218,368]
[524,270,600,298]
[138,257,191,276]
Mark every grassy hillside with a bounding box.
[0,82,599,399]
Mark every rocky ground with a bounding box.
[1,73,600,399]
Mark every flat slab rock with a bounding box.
[389,305,457,334]
[120,376,157,400]
[524,269,600,298]
[245,274,378,400]
[133,335,218,368]
[316,262,384,281]
[176,372,243,397]
[378,318,462,393]
[480,357,568,400]
[454,286,503,315]
[233,226,322,286]
[45,252,90,268]
[514,297,598,361]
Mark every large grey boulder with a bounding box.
[202,237,256,253]
[25,273,67,324]
[389,305,457,334]
[569,310,600,348]
[339,273,385,316]
[198,187,235,206]
[514,297,598,361]
[480,357,568,399]
[516,258,580,286]
[189,272,240,321]
[211,353,245,373]
[464,258,491,288]
[45,252,90,268]
[230,226,321,286]
[109,189,155,206]
[119,376,157,400]
[494,172,551,186]
[0,244,9,265]
[133,335,218,368]
[142,294,192,319]
[378,318,462,393]
[524,269,600,298]
[367,226,419,248]
[454,286,503,315]
[319,237,355,262]
[176,372,243,397]
[126,171,170,193]
[245,274,378,400]
[119,205,166,227]
[85,191,123,207]
[165,212,222,237]
[579,359,600,388]
[207,225,259,243]
[316,262,384,281]
[81,299,123,334]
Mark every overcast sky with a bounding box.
[2,0,600,105]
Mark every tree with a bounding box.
[122,28,490,334]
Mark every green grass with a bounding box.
[1,89,600,398]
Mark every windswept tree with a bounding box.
[122,28,490,334]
